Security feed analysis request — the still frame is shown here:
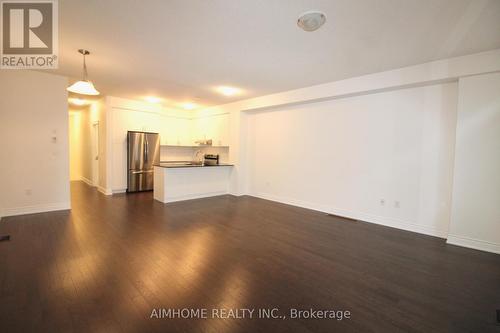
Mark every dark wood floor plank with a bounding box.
[0,181,499,332]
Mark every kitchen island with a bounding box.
[153,163,234,203]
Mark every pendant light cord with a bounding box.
[83,53,88,81]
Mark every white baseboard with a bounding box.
[251,192,448,239]
[446,235,500,255]
[0,202,71,218]
[331,206,448,239]
[99,186,126,195]
[80,177,94,187]
[97,186,113,195]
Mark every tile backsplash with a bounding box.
[160,146,229,163]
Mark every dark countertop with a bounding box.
[154,162,234,169]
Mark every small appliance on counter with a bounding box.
[194,139,212,146]
[203,154,219,166]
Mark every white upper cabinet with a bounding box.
[192,113,230,146]
[215,113,230,147]
[112,108,161,144]
[161,116,193,146]
[193,116,209,142]
[153,112,230,147]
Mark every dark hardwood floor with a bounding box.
[0,181,499,332]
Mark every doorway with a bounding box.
[91,121,99,186]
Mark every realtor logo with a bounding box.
[1,0,58,69]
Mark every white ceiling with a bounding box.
[56,0,500,109]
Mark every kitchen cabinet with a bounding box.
[111,108,161,144]
[145,112,230,148]
[192,113,229,147]
[160,116,192,146]
[106,100,230,193]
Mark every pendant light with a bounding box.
[67,49,100,95]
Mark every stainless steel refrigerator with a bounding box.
[127,131,160,192]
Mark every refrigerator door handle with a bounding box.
[144,137,149,162]
[131,170,154,174]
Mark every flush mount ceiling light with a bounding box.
[144,96,162,103]
[297,11,326,32]
[215,86,242,96]
[67,49,100,96]
[180,102,198,110]
[68,98,87,106]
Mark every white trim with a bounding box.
[194,110,231,119]
[446,235,500,255]
[91,122,100,186]
[81,177,94,187]
[105,97,114,199]
[112,188,127,194]
[251,192,448,238]
[97,186,113,196]
[329,205,448,238]
[1,202,71,218]
[159,113,194,120]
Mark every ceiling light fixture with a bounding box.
[181,102,197,110]
[69,98,87,106]
[144,96,162,103]
[297,11,326,32]
[216,86,242,96]
[67,49,100,95]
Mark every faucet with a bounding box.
[194,150,204,164]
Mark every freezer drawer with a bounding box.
[127,169,154,192]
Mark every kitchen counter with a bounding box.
[155,162,234,168]
[153,164,233,203]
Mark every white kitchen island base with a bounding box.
[154,165,233,203]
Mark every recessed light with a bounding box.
[144,96,162,103]
[69,98,87,106]
[297,11,326,32]
[181,102,197,110]
[215,86,242,96]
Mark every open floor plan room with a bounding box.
[1,1,500,332]
[2,183,499,332]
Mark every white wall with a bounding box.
[200,49,500,199]
[197,49,500,252]
[0,70,70,217]
[447,72,500,254]
[245,83,457,237]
